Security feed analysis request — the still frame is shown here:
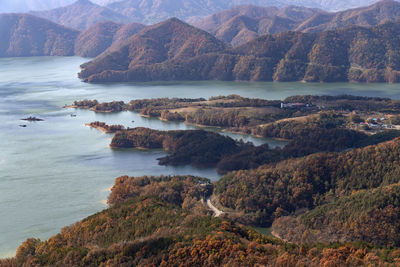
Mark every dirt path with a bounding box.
[206,198,224,217]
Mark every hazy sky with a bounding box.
[0,0,115,12]
[0,0,389,14]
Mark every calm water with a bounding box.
[1,57,400,258]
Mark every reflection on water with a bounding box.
[1,56,400,258]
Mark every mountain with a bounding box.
[105,0,234,25]
[193,0,400,46]
[0,13,79,57]
[0,12,146,58]
[0,0,396,14]
[78,18,400,83]
[297,0,400,32]
[105,0,322,25]
[30,0,132,30]
[105,0,400,25]
[192,5,320,46]
[75,21,145,57]
[79,18,227,82]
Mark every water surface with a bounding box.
[1,56,400,258]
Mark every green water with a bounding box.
[1,56,400,258]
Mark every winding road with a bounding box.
[206,198,224,217]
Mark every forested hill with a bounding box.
[215,137,400,227]
[272,183,400,246]
[3,175,400,266]
[74,21,146,57]
[78,18,227,81]
[79,19,400,83]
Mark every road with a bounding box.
[206,198,224,217]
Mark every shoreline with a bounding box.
[85,123,112,133]
[64,106,116,113]
[139,113,288,142]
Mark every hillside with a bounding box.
[0,13,79,57]
[79,19,400,83]
[192,5,320,46]
[31,0,132,30]
[215,137,400,226]
[297,0,400,32]
[193,0,400,46]
[74,21,145,57]
[3,175,400,266]
[78,18,227,82]
[0,13,146,58]
[272,183,400,246]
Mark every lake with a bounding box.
[1,56,400,258]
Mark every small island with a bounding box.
[21,116,44,121]
[66,100,124,113]
[85,121,125,133]
[110,127,240,168]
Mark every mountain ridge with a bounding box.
[192,4,320,46]
[79,18,227,80]
[78,18,400,83]
[193,0,400,46]
[30,0,132,30]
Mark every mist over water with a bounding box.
[1,56,400,258]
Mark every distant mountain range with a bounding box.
[103,0,394,24]
[78,17,400,83]
[2,0,398,26]
[194,0,400,46]
[3,0,400,83]
[30,0,132,30]
[192,5,321,46]
[0,0,119,13]
[0,13,145,57]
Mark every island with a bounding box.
[85,121,125,133]
[21,116,44,122]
